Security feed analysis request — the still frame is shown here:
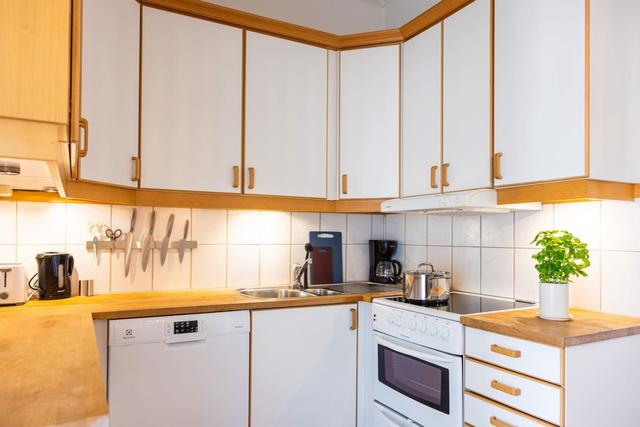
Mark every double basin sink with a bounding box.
[238,282,401,299]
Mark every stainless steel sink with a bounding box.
[238,288,315,299]
[303,288,343,296]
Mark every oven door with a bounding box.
[373,332,462,427]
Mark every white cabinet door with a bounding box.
[245,32,327,198]
[402,24,441,197]
[251,304,357,427]
[494,0,585,186]
[80,0,139,187]
[443,0,491,193]
[141,8,242,192]
[340,45,400,199]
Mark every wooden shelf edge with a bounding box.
[497,179,637,205]
[400,0,473,40]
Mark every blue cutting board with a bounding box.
[309,231,343,284]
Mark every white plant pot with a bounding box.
[538,282,571,321]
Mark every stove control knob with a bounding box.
[419,320,427,333]
[409,318,417,331]
[439,325,450,339]
[429,322,438,336]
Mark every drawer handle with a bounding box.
[491,379,521,396]
[490,416,514,427]
[248,167,255,189]
[232,165,240,188]
[342,174,348,195]
[491,344,521,358]
[441,163,450,187]
[493,152,503,180]
[350,308,357,331]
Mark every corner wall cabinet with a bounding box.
[251,305,358,427]
[245,32,328,198]
[340,45,400,200]
[442,0,491,193]
[140,7,243,193]
[401,24,441,197]
[77,0,139,187]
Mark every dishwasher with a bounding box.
[108,310,250,427]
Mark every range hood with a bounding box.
[381,189,541,214]
[0,158,65,197]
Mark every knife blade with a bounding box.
[160,214,174,266]
[141,210,156,272]
[178,219,189,263]
[124,208,137,277]
[92,234,100,266]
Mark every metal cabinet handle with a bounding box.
[430,165,438,189]
[441,163,450,187]
[248,167,255,189]
[490,416,514,427]
[131,156,141,182]
[491,380,521,396]
[350,308,357,331]
[491,344,521,358]
[78,117,89,158]
[494,152,503,180]
[342,174,348,195]
[232,166,240,189]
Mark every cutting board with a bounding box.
[309,231,343,284]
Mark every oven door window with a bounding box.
[378,344,450,414]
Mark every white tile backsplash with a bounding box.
[347,214,372,244]
[0,202,16,244]
[5,199,640,316]
[452,215,481,247]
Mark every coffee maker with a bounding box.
[369,240,402,284]
[33,252,74,300]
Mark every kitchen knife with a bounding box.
[92,234,100,266]
[141,210,156,272]
[178,219,189,263]
[160,214,174,266]
[124,208,137,278]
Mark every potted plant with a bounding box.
[531,230,590,321]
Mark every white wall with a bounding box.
[0,202,382,294]
[390,200,640,317]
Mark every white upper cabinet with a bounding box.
[141,8,242,193]
[340,45,400,199]
[443,0,491,193]
[494,0,585,186]
[402,24,441,198]
[80,0,139,187]
[245,32,327,198]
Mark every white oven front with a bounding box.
[373,332,463,427]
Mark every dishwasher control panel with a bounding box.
[173,320,198,334]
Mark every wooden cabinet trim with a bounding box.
[136,0,470,50]
[497,179,636,204]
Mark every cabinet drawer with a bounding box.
[465,359,562,425]
[465,392,557,427]
[465,327,562,384]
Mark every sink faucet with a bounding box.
[292,244,313,290]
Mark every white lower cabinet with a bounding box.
[465,392,555,427]
[251,304,357,427]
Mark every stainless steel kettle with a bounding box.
[403,263,451,303]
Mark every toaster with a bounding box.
[0,263,28,305]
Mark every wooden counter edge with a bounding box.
[461,308,640,348]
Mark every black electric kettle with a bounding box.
[29,252,74,300]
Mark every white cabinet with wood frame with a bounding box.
[442,0,491,193]
[245,32,327,198]
[401,24,441,198]
[141,7,243,193]
[339,45,400,200]
[251,304,358,427]
[494,0,586,187]
[78,0,139,187]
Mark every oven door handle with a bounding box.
[374,402,417,427]
[376,335,454,364]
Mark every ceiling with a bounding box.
[205,0,439,35]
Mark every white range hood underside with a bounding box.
[381,189,541,215]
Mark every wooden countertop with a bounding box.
[0,287,401,427]
[461,307,640,348]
